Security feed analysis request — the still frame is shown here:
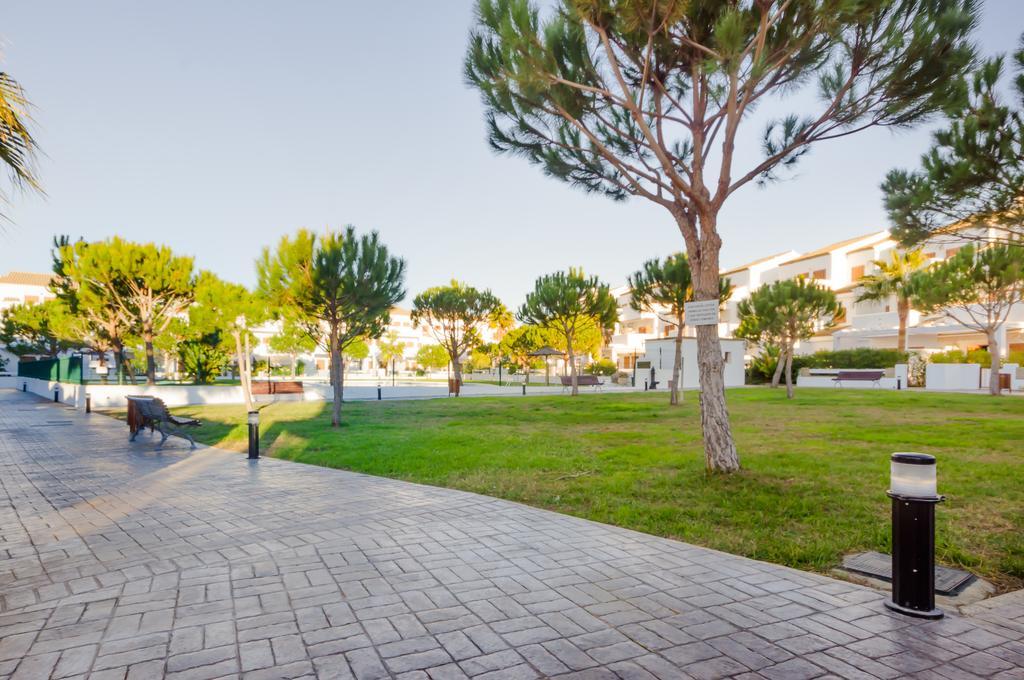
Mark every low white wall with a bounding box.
[1,377,638,409]
[638,337,746,390]
[796,375,903,389]
[926,363,981,391]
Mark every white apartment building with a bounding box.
[0,271,54,311]
[607,225,1024,368]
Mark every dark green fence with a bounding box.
[17,356,83,384]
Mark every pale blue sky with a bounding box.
[1,1,1022,306]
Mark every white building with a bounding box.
[0,271,54,311]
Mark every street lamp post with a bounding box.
[247,410,260,460]
[885,452,944,619]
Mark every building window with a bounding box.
[812,269,827,280]
[723,351,732,363]
[851,265,865,281]
[638,326,648,334]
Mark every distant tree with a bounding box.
[175,330,231,384]
[346,337,371,364]
[884,38,1024,246]
[629,253,731,406]
[466,0,977,470]
[188,272,267,407]
[258,227,405,426]
[268,315,318,377]
[412,281,501,395]
[855,249,929,353]
[736,279,840,399]
[519,269,617,396]
[52,237,136,383]
[0,71,42,218]
[0,299,79,357]
[497,325,548,379]
[52,237,194,385]
[488,303,515,340]
[910,244,1024,395]
[376,331,406,375]
[415,343,450,371]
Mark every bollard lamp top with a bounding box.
[890,452,938,499]
[247,410,259,426]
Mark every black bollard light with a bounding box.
[54,388,60,402]
[86,393,91,414]
[521,383,526,396]
[885,453,944,619]
[247,410,260,460]
[22,381,27,392]
[377,384,382,401]
[644,380,648,391]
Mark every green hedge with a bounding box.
[748,347,908,383]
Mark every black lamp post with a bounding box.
[247,410,260,460]
[885,452,944,619]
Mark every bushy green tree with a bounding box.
[52,237,194,385]
[268,315,318,377]
[258,227,405,426]
[519,269,617,396]
[737,279,841,399]
[629,253,730,405]
[412,281,501,395]
[910,244,1024,395]
[52,237,136,383]
[884,36,1024,246]
[466,0,977,469]
[376,331,406,374]
[188,272,267,405]
[415,343,450,371]
[856,249,929,353]
[497,325,548,378]
[0,299,79,357]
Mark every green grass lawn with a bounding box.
[164,389,1024,591]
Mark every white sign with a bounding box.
[684,299,720,326]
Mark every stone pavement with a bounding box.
[0,390,1021,680]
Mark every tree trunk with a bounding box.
[784,344,795,400]
[770,348,785,388]
[669,321,684,406]
[329,331,343,426]
[453,359,462,396]
[234,331,254,412]
[988,329,1002,396]
[695,323,738,472]
[681,214,738,471]
[291,353,297,377]
[143,327,156,385]
[897,298,909,354]
[567,336,578,396]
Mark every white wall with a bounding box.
[636,337,746,389]
[925,363,981,391]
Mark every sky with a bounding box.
[1,1,1022,308]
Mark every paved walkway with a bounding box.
[0,390,1021,680]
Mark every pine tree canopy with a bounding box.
[884,34,1024,246]
[466,0,977,219]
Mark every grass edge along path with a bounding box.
[152,388,1023,591]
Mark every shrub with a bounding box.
[1009,350,1024,365]
[799,348,908,369]
[587,359,617,376]
[928,348,992,366]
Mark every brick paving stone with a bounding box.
[0,389,1020,679]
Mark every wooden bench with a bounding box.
[832,370,884,387]
[126,396,201,448]
[251,380,305,395]
[560,375,603,391]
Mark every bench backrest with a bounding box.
[561,374,601,386]
[836,370,885,380]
